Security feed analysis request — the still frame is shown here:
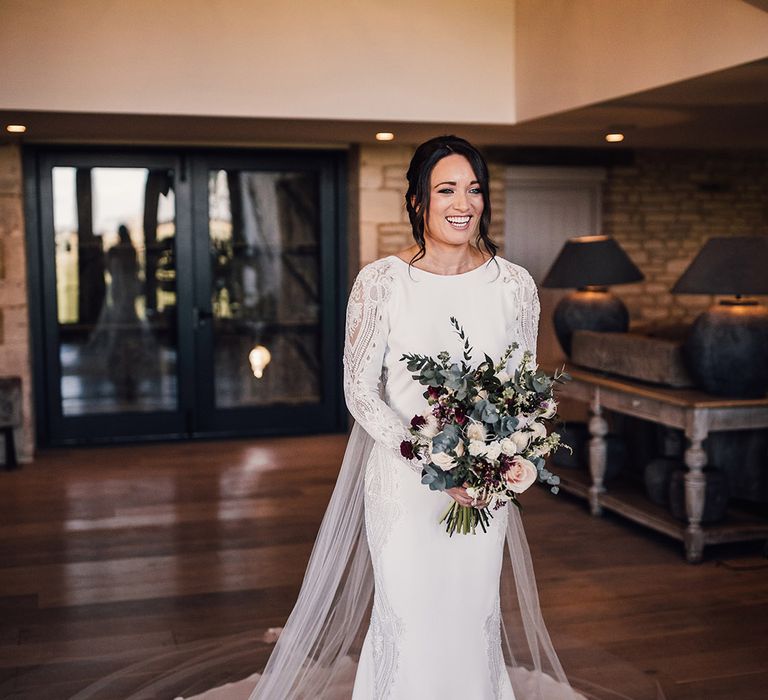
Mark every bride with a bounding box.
[181,135,586,700]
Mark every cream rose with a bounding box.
[466,421,487,442]
[500,437,518,456]
[484,440,502,461]
[430,440,464,471]
[505,456,538,494]
[468,440,487,457]
[529,421,547,441]
[510,430,531,452]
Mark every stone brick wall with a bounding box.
[603,150,768,325]
[0,143,33,462]
[358,144,506,268]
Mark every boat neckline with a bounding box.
[388,254,493,278]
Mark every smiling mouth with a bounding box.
[446,216,471,230]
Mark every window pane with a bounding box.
[208,169,322,408]
[53,166,178,415]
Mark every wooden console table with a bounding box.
[547,364,768,563]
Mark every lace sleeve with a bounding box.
[343,261,421,474]
[519,269,541,364]
[501,261,541,368]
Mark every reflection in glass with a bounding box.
[53,167,178,415]
[208,169,322,408]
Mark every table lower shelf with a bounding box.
[555,467,768,548]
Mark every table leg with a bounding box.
[588,389,608,516]
[683,430,707,564]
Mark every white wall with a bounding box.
[0,0,517,124]
[515,0,768,122]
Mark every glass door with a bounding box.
[35,151,193,442]
[30,148,346,445]
[190,152,344,436]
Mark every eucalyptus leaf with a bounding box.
[432,425,460,452]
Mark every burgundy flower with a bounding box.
[427,386,441,400]
[400,441,415,459]
[410,414,427,428]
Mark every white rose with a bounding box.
[505,456,538,494]
[468,440,487,457]
[418,413,440,439]
[500,437,518,456]
[430,440,464,471]
[430,450,457,471]
[510,430,531,452]
[529,421,547,441]
[466,422,487,442]
[484,440,502,461]
[477,389,488,400]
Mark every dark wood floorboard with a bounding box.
[0,434,766,699]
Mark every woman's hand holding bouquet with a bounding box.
[399,318,571,536]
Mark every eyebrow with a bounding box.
[433,180,480,187]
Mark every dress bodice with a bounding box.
[342,254,541,473]
[381,255,535,427]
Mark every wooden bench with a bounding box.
[0,376,21,469]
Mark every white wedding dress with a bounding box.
[177,254,585,700]
[347,255,538,699]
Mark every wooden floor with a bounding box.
[0,435,766,699]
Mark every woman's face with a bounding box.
[423,153,484,247]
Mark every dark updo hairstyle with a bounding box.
[405,135,497,268]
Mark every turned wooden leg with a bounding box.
[588,389,608,516]
[683,424,708,564]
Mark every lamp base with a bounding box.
[553,289,629,357]
[683,301,768,398]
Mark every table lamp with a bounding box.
[671,236,768,398]
[541,234,644,356]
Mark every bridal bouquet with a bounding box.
[399,318,571,536]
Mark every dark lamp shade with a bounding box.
[541,235,644,289]
[671,236,768,296]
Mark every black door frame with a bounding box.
[23,145,348,446]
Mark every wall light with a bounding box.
[605,132,624,143]
[6,124,27,134]
[375,132,395,142]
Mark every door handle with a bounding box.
[193,308,214,328]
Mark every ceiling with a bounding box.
[2,57,768,150]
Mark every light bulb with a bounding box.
[248,345,272,379]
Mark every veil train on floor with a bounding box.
[54,421,665,700]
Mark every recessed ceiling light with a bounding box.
[375,132,395,142]
[605,132,624,143]
[6,124,27,134]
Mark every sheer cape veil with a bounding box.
[236,420,665,700]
